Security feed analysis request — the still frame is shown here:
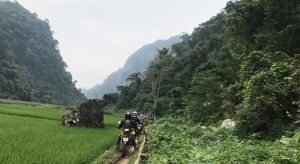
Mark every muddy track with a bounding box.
[109,135,145,164]
[116,147,135,164]
[133,134,146,164]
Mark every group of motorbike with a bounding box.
[116,111,148,157]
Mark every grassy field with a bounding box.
[0,103,68,120]
[0,103,122,164]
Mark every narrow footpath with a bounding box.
[116,135,146,164]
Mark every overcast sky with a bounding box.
[16,0,229,89]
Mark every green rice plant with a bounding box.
[0,103,123,164]
[0,103,68,120]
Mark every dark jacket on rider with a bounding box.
[118,119,137,131]
[132,116,141,124]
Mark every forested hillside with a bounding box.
[0,1,85,105]
[84,36,181,98]
[108,0,300,138]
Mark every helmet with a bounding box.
[133,111,137,117]
[125,112,132,120]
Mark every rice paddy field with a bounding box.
[0,103,122,164]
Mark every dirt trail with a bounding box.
[113,135,145,164]
[134,135,146,164]
[116,147,135,164]
[104,146,135,164]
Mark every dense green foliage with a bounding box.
[145,118,300,163]
[0,103,122,164]
[112,0,300,138]
[0,1,85,105]
[84,36,181,98]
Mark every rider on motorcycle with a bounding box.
[133,111,145,137]
[132,111,141,124]
[118,112,137,129]
[116,112,137,149]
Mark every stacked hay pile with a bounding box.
[62,99,104,128]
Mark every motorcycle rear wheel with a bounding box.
[121,144,127,157]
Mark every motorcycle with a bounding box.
[117,128,137,157]
[136,124,143,136]
[141,122,146,135]
[120,128,130,157]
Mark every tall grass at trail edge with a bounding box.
[145,118,300,164]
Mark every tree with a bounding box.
[0,1,86,105]
[103,92,118,105]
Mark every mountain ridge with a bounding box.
[0,1,86,105]
[84,35,182,98]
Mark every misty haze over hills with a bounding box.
[84,35,181,98]
[0,1,85,105]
